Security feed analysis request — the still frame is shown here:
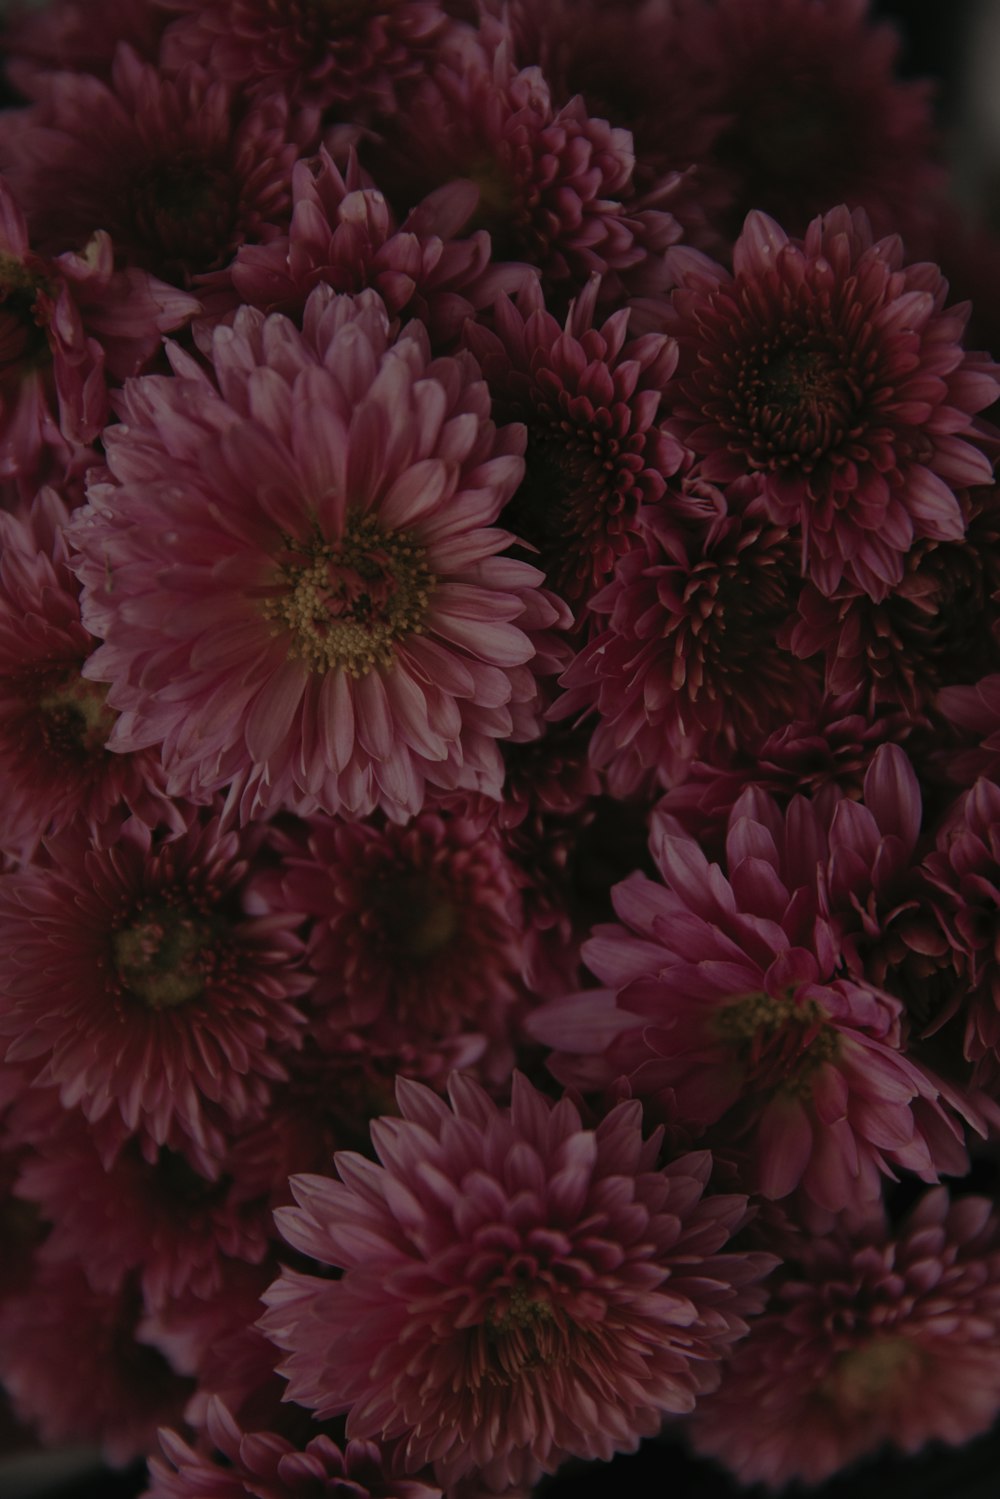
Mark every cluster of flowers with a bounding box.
[3,0,1000,1493]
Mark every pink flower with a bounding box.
[368,25,679,306]
[660,206,999,599]
[660,0,945,246]
[787,484,1000,714]
[553,477,810,796]
[939,673,1000,785]
[0,813,309,1160]
[147,1398,441,1499]
[160,0,451,118]
[227,146,535,345]
[0,1260,191,1466]
[0,46,315,286]
[0,177,197,490]
[464,277,683,607]
[689,1188,1000,1487]
[0,486,180,860]
[529,783,974,1209]
[69,287,570,823]
[283,804,528,1078]
[2,0,166,95]
[259,1073,774,1492]
[13,1117,274,1311]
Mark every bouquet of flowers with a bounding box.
[2,1,1000,1494]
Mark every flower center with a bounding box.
[822,1336,916,1412]
[113,902,219,1010]
[264,514,435,676]
[726,335,863,469]
[127,155,239,278]
[36,671,116,761]
[714,990,839,1097]
[485,1285,561,1385]
[383,875,460,961]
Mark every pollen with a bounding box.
[263,513,435,676]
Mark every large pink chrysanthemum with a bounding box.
[0,813,309,1160]
[148,1398,442,1499]
[659,206,1000,600]
[69,287,570,823]
[689,1188,1000,1487]
[553,476,811,796]
[0,177,198,491]
[259,1073,774,1492]
[160,0,451,117]
[226,146,535,345]
[529,780,974,1210]
[284,805,528,1064]
[464,277,683,608]
[0,46,314,286]
[367,26,680,307]
[0,486,179,860]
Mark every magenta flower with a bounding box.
[529,781,974,1209]
[0,486,180,860]
[464,277,684,606]
[0,46,314,285]
[160,0,450,117]
[0,1260,191,1467]
[147,1398,441,1499]
[369,24,679,305]
[14,1116,274,1311]
[0,177,197,490]
[283,804,528,1065]
[0,814,309,1160]
[553,477,810,796]
[69,287,569,823]
[660,206,999,599]
[226,145,535,345]
[689,1188,1000,1487]
[259,1073,774,1492]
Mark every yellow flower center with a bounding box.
[263,515,435,676]
[714,990,839,1098]
[113,903,219,1010]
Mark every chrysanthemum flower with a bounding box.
[147,1398,442,1499]
[284,805,527,1060]
[0,46,314,286]
[689,1188,1000,1487]
[553,477,810,796]
[0,1261,191,1466]
[14,1116,274,1310]
[368,26,680,306]
[787,485,1000,713]
[656,694,917,858]
[159,0,451,118]
[259,1073,774,1492]
[529,782,974,1209]
[0,178,197,490]
[0,486,179,860]
[0,813,309,1159]
[662,0,945,246]
[227,146,535,346]
[69,287,570,823]
[464,277,683,607]
[2,0,166,95]
[660,206,1000,600]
